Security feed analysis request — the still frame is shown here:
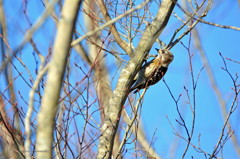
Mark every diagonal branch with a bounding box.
[97,0,177,158]
[71,0,150,47]
[0,0,59,74]
[98,0,133,56]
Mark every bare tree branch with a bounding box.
[35,0,82,158]
[97,1,177,158]
[24,59,49,159]
[0,0,59,74]
[71,0,151,47]
[193,29,240,157]
[98,0,133,56]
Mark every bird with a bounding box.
[129,48,174,93]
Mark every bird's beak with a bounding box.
[155,48,159,52]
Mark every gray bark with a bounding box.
[35,0,82,158]
[97,0,177,158]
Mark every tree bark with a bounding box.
[35,0,82,158]
[97,0,177,158]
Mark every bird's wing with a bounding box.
[144,62,158,77]
[133,60,153,80]
[144,58,161,78]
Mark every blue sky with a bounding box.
[140,1,240,158]
[1,0,240,158]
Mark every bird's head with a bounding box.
[155,48,174,67]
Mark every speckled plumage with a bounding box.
[130,49,174,93]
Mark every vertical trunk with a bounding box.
[35,0,82,158]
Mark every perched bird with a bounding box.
[130,48,174,93]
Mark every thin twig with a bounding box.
[115,88,148,159]
[71,0,151,47]
[0,0,59,74]
[166,0,212,50]
[24,60,49,159]
[210,53,240,158]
